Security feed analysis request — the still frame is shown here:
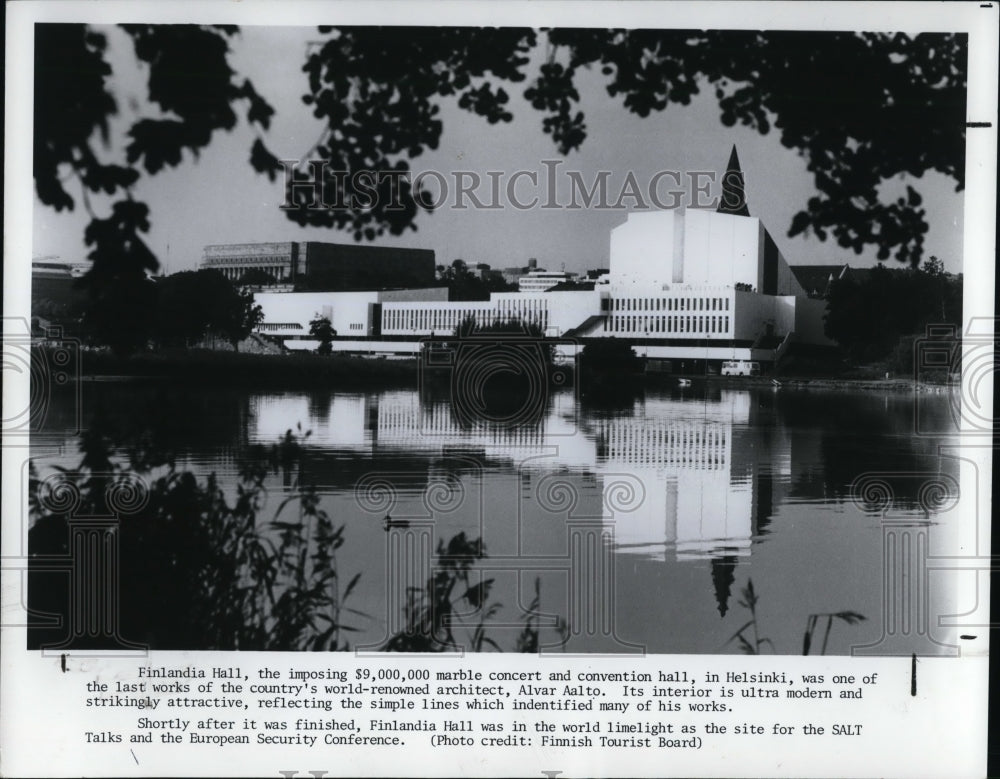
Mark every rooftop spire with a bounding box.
[717,145,750,217]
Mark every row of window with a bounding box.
[613,296,730,312]
[382,306,549,333]
[609,315,731,335]
[258,322,302,332]
[215,264,288,281]
[208,254,291,265]
[382,307,488,333]
[497,298,548,311]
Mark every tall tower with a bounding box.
[717,145,750,217]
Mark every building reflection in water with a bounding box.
[248,388,792,626]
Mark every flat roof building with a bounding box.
[201,241,435,291]
[518,270,577,293]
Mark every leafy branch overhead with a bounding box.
[34,23,280,289]
[34,24,966,280]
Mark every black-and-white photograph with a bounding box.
[5,3,996,777]
[22,19,976,658]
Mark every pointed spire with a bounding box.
[717,145,750,217]
[711,556,738,617]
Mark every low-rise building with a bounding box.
[517,270,578,293]
[200,241,435,290]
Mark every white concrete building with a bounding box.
[253,148,834,369]
[254,288,448,350]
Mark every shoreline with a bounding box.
[59,349,957,393]
[701,376,956,393]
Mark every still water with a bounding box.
[32,381,966,655]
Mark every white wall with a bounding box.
[608,211,680,291]
[682,210,760,288]
[534,289,603,336]
[254,291,379,337]
[379,287,449,303]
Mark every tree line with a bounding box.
[823,257,961,367]
[77,268,263,355]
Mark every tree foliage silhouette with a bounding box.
[34,23,966,305]
[824,260,962,362]
[308,316,336,355]
[436,259,516,301]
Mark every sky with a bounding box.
[31,25,967,276]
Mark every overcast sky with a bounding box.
[31,25,966,276]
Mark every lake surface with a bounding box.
[30,381,966,655]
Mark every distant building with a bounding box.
[788,264,870,299]
[32,258,89,279]
[200,241,435,291]
[500,257,539,285]
[518,270,577,293]
[472,263,506,284]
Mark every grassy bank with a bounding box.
[78,348,419,388]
